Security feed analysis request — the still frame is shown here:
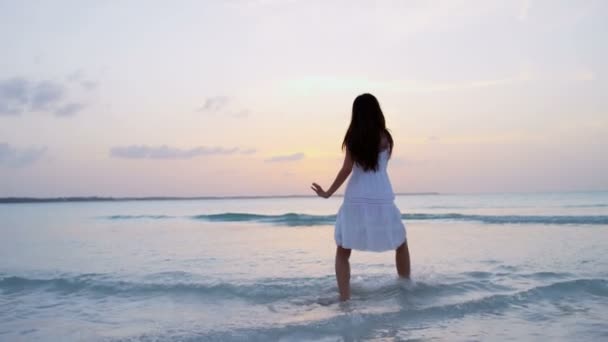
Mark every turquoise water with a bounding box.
[1,192,608,341]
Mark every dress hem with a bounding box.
[336,236,407,252]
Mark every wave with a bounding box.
[106,215,175,220]
[403,213,608,225]
[101,276,608,341]
[2,272,605,301]
[192,213,336,226]
[191,212,608,226]
[562,204,608,208]
[0,273,333,303]
[102,212,608,226]
[427,204,608,209]
[4,271,607,342]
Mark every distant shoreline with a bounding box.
[0,193,440,204]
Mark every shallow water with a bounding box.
[1,193,608,341]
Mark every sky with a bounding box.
[0,0,607,197]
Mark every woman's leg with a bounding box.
[395,241,411,278]
[335,246,352,301]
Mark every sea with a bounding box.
[1,192,607,341]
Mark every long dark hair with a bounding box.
[342,93,394,171]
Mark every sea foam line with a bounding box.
[2,273,605,303]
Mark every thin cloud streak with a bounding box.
[265,152,305,162]
[197,96,250,118]
[110,145,256,160]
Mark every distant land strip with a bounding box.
[0,193,440,204]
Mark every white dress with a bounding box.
[334,149,407,252]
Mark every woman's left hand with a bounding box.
[311,183,330,198]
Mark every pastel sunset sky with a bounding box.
[1,0,607,197]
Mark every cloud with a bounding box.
[55,103,86,117]
[0,78,29,115]
[30,81,65,111]
[198,96,230,113]
[66,70,85,82]
[0,76,94,117]
[265,152,305,162]
[110,145,256,159]
[0,143,47,167]
[197,96,250,118]
[67,69,98,91]
[0,78,66,114]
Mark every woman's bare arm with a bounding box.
[311,149,354,198]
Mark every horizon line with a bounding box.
[0,193,440,204]
[2,190,607,204]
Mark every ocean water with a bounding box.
[1,192,608,341]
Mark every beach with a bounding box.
[2,0,608,340]
[1,192,607,341]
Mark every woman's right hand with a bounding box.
[311,183,330,198]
